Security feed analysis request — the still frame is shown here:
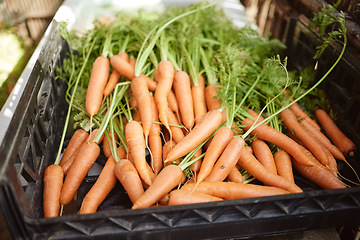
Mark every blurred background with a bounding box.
[0,0,64,109]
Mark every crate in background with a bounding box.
[241,0,360,60]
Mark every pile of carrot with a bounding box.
[42,2,358,218]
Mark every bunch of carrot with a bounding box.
[42,2,358,218]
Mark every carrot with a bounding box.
[86,56,110,117]
[167,189,223,206]
[167,90,180,122]
[154,60,175,134]
[88,128,104,143]
[247,108,266,125]
[125,120,155,186]
[280,108,329,166]
[241,118,313,167]
[274,150,294,183]
[162,140,179,163]
[104,69,121,97]
[131,76,152,143]
[192,74,207,124]
[173,70,195,130]
[205,83,222,111]
[289,102,321,131]
[300,117,345,161]
[59,129,89,167]
[117,51,129,62]
[129,57,136,69]
[114,159,145,203]
[165,109,224,163]
[103,51,129,97]
[43,164,64,218]
[315,109,357,157]
[129,96,141,122]
[110,54,135,80]
[205,136,245,182]
[116,147,127,159]
[132,164,185,209]
[237,148,303,193]
[60,141,100,205]
[102,132,119,158]
[291,146,347,189]
[61,154,76,175]
[166,106,185,144]
[252,139,277,175]
[149,95,163,174]
[110,55,157,91]
[227,166,244,183]
[190,147,203,173]
[79,156,117,214]
[181,182,290,200]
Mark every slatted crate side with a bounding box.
[3,0,64,43]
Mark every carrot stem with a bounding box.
[54,35,98,165]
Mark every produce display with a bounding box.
[43,1,358,218]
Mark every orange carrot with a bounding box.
[165,109,224,163]
[167,106,185,144]
[154,60,175,134]
[125,120,155,186]
[86,56,110,117]
[110,54,157,91]
[162,140,178,163]
[61,154,76,175]
[103,50,129,96]
[60,141,100,205]
[247,108,266,125]
[104,69,122,97]
[117,147,127,158]
[173,71,194,130]
[237,148,302,193]
[117,51,129,62]
[102,132,119,158]
[300,117,345,160]
[132,164,185,209]
[167,90,180,122]
[274,150,294,183]
[205,83,221,111]
[43,164,64,218]
[315,109,357,157]
[114,159,145,203]
[131,76,152,143]
[289,102,320,130]
[129,96,141,122]
[190,147,203,173]
[129,57,136,69]
[181,182,290,200]
[59,129,89,167]
[79,157,117,214]
[241,118,313,167]
[252,139,277,175]
[280,108,329,166]
[167,189,223,206]
[205,136,245,182]
[288,126,338,175]
[110,54,135,80]
[291,145,346,189]
[227,167,244,183]
[149,95,163,174]
[192,74,207,124]
[61,129,103,174]
[88,128,104,143]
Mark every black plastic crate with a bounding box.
[0,11,360,240]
